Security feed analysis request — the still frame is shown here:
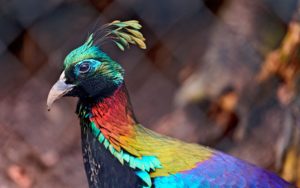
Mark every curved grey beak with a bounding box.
[47,71,75,111]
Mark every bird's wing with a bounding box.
[153,151,293,188]
[119,125,293,188]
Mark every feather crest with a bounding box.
[90,20,146,51]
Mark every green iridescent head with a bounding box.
[47,20,146,109]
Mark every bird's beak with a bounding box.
[47,71,75,111]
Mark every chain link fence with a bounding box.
[0,0,299,187]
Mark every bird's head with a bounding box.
[47,20,146,110]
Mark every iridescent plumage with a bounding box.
[47,20,295,188]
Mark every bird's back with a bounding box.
[153,145,293,188]
[127,126,294,187]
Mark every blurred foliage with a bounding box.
[258,20,300,187]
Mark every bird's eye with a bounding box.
[79,62,90,74]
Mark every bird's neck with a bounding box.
[77,84,143,187]
[78,83,138,151]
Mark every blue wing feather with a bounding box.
[153,152,294,188]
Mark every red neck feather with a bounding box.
[90,84,137,150]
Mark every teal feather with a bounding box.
[135,171,152,187]
[103,139,109,149]
[98,134,105,143]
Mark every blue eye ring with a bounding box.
[78,61,91,74]
[75,59,101,77]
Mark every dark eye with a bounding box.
[79,62,90,74]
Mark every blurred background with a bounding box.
[0,0,300,187]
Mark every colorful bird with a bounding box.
[47,20,294,188]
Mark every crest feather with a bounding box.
[90,20,146,51]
